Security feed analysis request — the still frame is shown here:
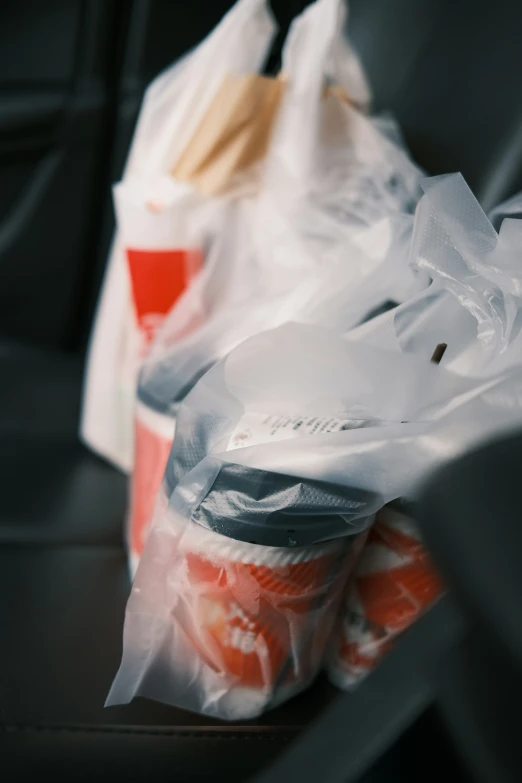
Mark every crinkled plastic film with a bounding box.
[347,174,522,376]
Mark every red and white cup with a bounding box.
[170,518,364,718]
[127,400,176,576]
[327,506,444,689]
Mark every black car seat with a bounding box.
[1,1,522,780]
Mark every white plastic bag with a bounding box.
[107,315,522,719]
[140,0,381,386]
[126,0,427,569]
[123,0,391,567]
[347,173,522,375]
[80,0,276,471]
[255,0,422,303]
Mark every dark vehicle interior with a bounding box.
[2,1,522,780]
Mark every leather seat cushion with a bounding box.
[0,342,127,546]
[0,544,338,777]
[0,342,82,437]
[0,434,127,546]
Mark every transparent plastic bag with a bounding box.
[107,317,522,719]
[347,173,522,375]
[80,0,276,471]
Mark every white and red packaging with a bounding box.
[108,313,522,720]
[111,497,363,719]
[327,506,444,688]
[127,399,176,577]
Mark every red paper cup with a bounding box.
[127,400,176,576]
[328,506,444,688]
[173,520,363,712]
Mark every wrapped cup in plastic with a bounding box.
[327,506,444,688]
[109,316,522,719]
[112,490,366,719]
